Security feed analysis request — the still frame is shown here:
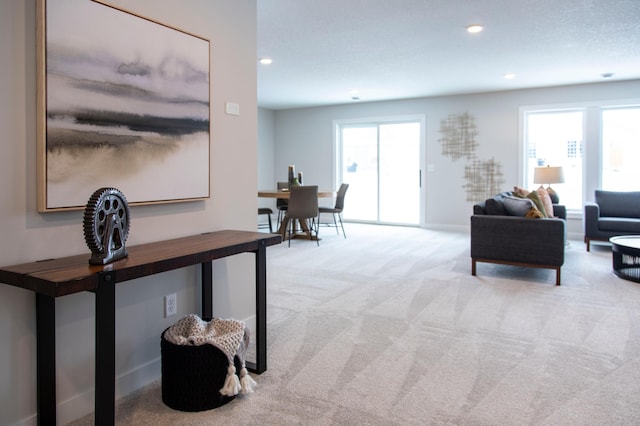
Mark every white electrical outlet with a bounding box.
[165,293,177,317]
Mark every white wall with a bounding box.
[0,0,257,424]
[263,80,640,238]
[258,107,276,211]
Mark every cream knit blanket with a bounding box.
[164,314,256,396]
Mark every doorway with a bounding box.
[336,117,424,225]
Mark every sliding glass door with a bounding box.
[338,118,423,225]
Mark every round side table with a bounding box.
[610,235,640,283]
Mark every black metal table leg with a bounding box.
[201,261,213,319]
[249,240,267,374]
[36,293,56,426]
[95,272,116,425]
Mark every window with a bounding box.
[522,102,640,213]
[602,107,640,191]
[524,110,584,211]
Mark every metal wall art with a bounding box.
[462,158,505,202]
[438,111,478,161]
[439,111,505,203]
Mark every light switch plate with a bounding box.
[225,102,240,116]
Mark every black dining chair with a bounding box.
[276,181,289,226]
[319,183,349,238]
[283,185,319,246]
[257,207,274,233]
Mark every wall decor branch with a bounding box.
[438,111,505,203]
[462,158,505,203]
[438,111,478,161]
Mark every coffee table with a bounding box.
[610,235,640,282]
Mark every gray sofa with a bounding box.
[584,190,640,251]
[471,192,566,285]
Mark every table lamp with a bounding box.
[534,165,564,203]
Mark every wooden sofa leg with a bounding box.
[472,259,476,276]
[556,267,561,286]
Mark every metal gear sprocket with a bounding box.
[83,187,131,265]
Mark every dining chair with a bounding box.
[283,185,319,246]
[319,183,349,238]
[257,207,273,233]
[276,181,289,225]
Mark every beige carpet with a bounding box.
[71,224,640,425]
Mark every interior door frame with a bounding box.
[333,114,426,226]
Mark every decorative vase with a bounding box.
[288,165,295,187]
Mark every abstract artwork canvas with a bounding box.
[37,0,210,211]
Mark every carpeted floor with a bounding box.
[71,224,640,425]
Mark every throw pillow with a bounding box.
[513,186,530,197]
[525,207,544,219]
[525,190,548,218]
[502,195,536,217]
[536,186,554,217]
[485,198,506,215]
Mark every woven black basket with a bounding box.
[161,329,241,412]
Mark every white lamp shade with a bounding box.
[533,166,565,185]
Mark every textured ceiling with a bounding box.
[257,0,640,110]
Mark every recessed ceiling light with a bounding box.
[504,73,516,79]
[259,58,272,65]
[466,24,483,33]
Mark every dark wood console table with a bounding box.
[0,230,281,425]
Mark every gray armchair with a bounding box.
[584,190,640,251]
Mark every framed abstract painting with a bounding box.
[37,0,210,212]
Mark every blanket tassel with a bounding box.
[239,364,257,394]
[220,365,241,396]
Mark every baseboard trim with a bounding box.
[57,357,161,424]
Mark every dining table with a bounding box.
[258,189,336,199]
[258,188,336,239]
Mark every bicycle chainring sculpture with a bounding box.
[83,187,131,265]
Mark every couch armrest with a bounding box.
[552,204,566,219]
[470,215,565,266]
[473,204,485,215]
[584,202,600,237]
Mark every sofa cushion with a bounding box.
[502,195,536,217]
[513,186,550,218]
[485,198,506,215]
[599,217,640,233]
[513,186,530,197]
[525,191,548,218]
[595,190,640,218]
[536,187,554,217]
[525,207,544,218]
